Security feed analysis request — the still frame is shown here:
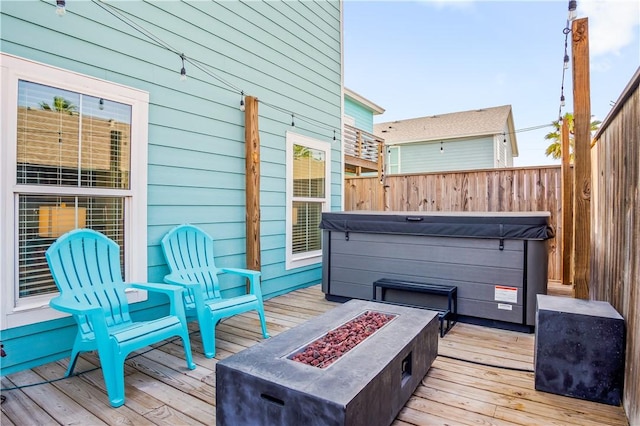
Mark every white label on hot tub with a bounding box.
[494,286,518,303]
[498,303,513,311]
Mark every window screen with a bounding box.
[292,144,325,255]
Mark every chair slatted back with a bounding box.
[161,225,222,302]
[46,229,131,334]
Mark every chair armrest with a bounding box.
[219,267,261,280]
[219,268,263,298]
[50,296,103,317]
[162,273,203,290]
[128,282,188,320]
[129,281,188,295]
[50,296,111,342]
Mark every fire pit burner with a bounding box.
[288,310,396,368]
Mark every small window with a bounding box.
[285,132,331,270]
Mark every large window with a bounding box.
[1,54,149,329]
[285,132,331,270]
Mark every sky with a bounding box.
[343,0,640,167]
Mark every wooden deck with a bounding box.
[1,283,628,426]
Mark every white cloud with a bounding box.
[591,58,612,72]
[579,0,640,56]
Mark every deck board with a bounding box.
[0,283,628,425]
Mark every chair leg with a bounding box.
[65,346,81,377]
[65,333,89,377]
[180,331,196,370]
[199,315,216,359]
[101,352,126,408]
[257,306,270,339]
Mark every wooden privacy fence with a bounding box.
[345,166,562,281]
[590,69,639,426]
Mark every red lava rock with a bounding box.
[290,311,396,369]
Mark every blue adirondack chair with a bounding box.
[45,229,196,408]
[160,224,269,358]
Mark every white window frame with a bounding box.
[0,53,149,330]
[285,131,331,270]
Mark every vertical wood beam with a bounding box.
[245,96,261,287]
[571,18,591,299]
[377,143,384,210]
[561,119,573,285]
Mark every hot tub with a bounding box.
[320,211,554,330]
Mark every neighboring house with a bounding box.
[374,105,518,174]
[343,88,385,176]
[344,87,385,133]
[0,1,341,374]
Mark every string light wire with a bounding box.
[91,0,339,140]
[558,0,576,121]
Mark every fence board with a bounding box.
[591,70,639,426]
[345,166,562,281]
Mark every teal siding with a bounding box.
[1,0,341,374]
[344,96,374,132]
[396,137,495,173]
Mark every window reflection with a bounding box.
[16,81,132,189]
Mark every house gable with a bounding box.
[376,105,518,173]
[344,87,385,133]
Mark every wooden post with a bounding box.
[245,96,261,288]
[571,18,591,299]
[377,143,384,210]
[561,119,573,285]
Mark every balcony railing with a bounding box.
[343,124,385,176]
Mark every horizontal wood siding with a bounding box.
[344,96,374,132]
[0,0,341,372]
[397,137,494,174]
[591,71,639,426]
[345,166,562,282]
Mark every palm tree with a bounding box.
[544,112,601,162]
[39,96,77,115]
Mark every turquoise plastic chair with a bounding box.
[161,224,269,358]
[46,229,196,407]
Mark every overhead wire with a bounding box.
[91,0,339,140]
[558,0,578,121]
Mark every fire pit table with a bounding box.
[216,299,439,426]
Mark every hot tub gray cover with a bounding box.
[319,212,554,240]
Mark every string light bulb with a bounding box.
[560,95,566,107]
[568,0,577,21]
[240,91,245,112]
[440,141,444,154]
[291,113,295,127]
[179,54,187,81]
[333,129,336,141]
[56,0,66,16]
[563,53,570,70]
[99,98,104,110]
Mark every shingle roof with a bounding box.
[374,105,513,144]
